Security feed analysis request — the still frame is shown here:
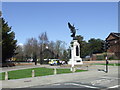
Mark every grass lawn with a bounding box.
[0,72,5,80]
[57,69,87,74]
[92,63,120,66]
[0,67,87,80]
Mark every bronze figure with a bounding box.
[68,22,76,39]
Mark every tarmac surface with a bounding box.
[0,64,119,89]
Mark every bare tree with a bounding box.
[49,41,55,52]
[38,32,49,64]
[39,32,49,44]
[24,37,38,65]
[54,40,67,59]
[14,45,24,61]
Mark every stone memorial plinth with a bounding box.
[68,40,83,66]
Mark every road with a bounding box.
[29,65,119,89]
[30,73,119,89]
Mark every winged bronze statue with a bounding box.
[68,22,76,38]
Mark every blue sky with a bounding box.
[2,2,118,46]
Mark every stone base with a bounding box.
[68,57,83,65]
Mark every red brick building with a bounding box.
[106,33,120,59]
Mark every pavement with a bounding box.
[0,64,119,89]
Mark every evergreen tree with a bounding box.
[88,38,104,55]
[75,35,88,58]
[2,18,17,62]
[75,35,104,58]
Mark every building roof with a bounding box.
[112,33,120,37]
[106,32,120,40]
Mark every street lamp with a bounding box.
[40,44,49,65]
[46,46,48,49]
[40,44,43,65]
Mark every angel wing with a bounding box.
[68,22,76,33]
[68,22,74,32]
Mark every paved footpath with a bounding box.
[0,64,119,89]
[0,64,54,72]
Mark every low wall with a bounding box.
[14,62,35,66]
[83,60,119,64]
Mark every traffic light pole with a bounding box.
[104,40,110,73]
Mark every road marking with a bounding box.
[91,79,112,85]
[91,77,119,86]
[108,85,120,88]
[64,83,98,88]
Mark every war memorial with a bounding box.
[67,22,83,72]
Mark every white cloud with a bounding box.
[18,43,23,46]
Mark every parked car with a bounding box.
[48,59,66,66]
[49,59,59,66]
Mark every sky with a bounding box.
[2,2,118,46]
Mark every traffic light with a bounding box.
[101,41,106,51]
[101,41,110,51]
[105,41,110,50]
